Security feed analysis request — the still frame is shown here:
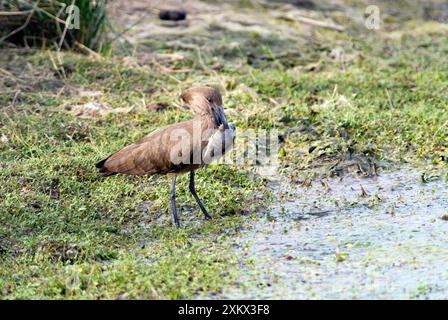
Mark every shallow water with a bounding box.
[221,168,448,299]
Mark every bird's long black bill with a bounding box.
[213,105,229,129]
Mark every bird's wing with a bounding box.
[100,120,200,176]
[103,138,168,175]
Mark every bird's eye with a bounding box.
[207,97,212,103]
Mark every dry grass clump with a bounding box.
[0,0,108,51]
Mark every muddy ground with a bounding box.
[219,168,448,299]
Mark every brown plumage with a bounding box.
[96,118,212,176]
[96,87,235,227]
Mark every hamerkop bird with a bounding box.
[96,87,236,227]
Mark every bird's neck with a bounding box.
[195,113,220,129]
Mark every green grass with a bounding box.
[0,51,270,298]
[1,3,448,299]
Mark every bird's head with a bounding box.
[181,86,229,129]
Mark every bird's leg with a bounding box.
[170,176,180,227]
[189,171,212,220]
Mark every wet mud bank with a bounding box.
[220,168,448,299]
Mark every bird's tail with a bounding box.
[95,157,117,177]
